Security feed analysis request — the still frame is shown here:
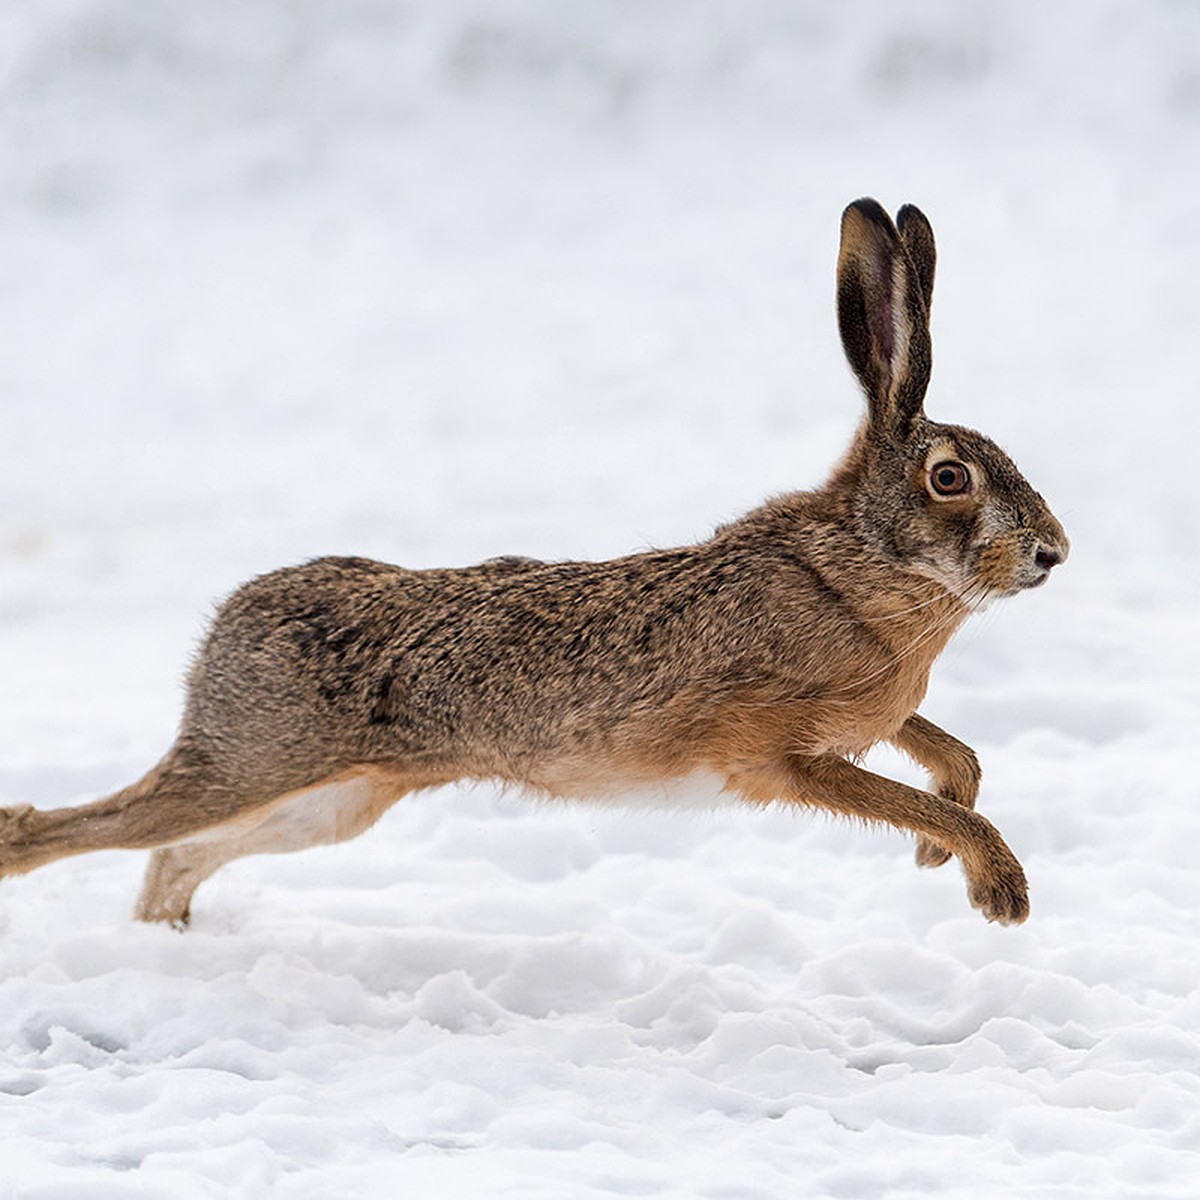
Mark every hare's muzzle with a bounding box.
[1028,531,1069,587]
[974,523,1068,597]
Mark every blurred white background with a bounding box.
[3,0,1197,755]
[2,4,1199,1196]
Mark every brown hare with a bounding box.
[0,199,1067,928]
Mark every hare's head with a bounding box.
[833,198,1068,608]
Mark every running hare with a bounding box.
[0,199,1067,927]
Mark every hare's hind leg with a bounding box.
[1,744,364,886]
[135,767,421,926]
[0,746,263,880]
[890,714,982,869]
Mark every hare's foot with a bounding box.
[0,805,43,877]
[134,846,205,927]
[964,850,1029,925]
[915,835,951,869]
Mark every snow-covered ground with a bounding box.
[2,2,1199,1195]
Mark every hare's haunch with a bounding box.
[0,199,1067,927]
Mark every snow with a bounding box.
[2,1,1199,1195]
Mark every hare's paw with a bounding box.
[0,805,37,877]
[915,835,952,869]
[134,849,198,929]
[133,889,192,929]
[966,857,1029,925]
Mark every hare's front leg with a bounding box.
[890,713,982,869]
[774,753,1027,924]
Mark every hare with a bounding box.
[0,198,1067,928]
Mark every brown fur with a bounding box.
[0,199,1068,927]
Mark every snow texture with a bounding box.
[1,1,1199,1196]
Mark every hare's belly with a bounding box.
[525,766,735,810]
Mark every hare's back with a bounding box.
[181,551,751,774]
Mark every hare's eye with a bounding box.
[930,461,971,496]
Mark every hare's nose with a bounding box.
[1034,545,1063,572]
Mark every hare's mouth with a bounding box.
[1013,541,1067,593]
[979,572,1045,602]
[974,533,1066,600]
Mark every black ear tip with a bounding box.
[896,203,932,233]
[843,197,895,234]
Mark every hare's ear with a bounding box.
[836,198,933,438]
[897,204,936,314]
